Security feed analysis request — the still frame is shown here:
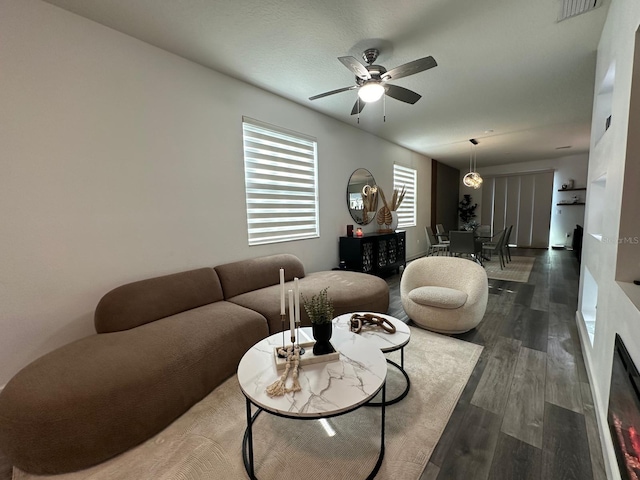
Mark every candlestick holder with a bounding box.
[277,315,288,358]
[280,314,286,347]
[276,325,307,358]
[295,322,306,355]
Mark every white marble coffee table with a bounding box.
[333,312,411,405]
[237,326,387,479]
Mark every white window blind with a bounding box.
[242,118,319,246]
[393,164,417,228]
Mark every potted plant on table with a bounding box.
[302,287,335,355]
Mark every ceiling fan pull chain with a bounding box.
[357,97,360,124]
[383,94,386,122]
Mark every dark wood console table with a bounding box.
[339,231,406,275]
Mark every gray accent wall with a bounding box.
[431,160,460,234]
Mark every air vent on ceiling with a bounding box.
[558,0,602,22]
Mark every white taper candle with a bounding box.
[280,268,285,315]
[294,277,300,324]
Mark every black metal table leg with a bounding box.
[366,348,411,406]
[242,398,262,480]
[242,388,386,480]
[367,381,386,480]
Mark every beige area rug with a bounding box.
[14,328,482,480]
[484,255,535,283]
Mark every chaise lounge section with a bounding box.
[215,254,389,333]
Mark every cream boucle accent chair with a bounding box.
[401,256,489,334]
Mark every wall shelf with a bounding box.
[557,202,585,206]
[558,187,587,191]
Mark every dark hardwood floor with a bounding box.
[387,248,607,480]
[0,248,605,480]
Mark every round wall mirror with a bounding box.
[347,168,378,225]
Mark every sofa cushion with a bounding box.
[95,267,224,333]
[0,301,268,475]
[228,270,389,333]
[408,286,468,309]
[215,254,305,299]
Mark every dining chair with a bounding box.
[482,228,507,269]
[435,224,449,244]
[502,225,513,263]
[480,228,504,251]
[448,230,483,265]
[425,226,449,256]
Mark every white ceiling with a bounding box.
[42,0,608,169]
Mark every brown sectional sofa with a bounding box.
[0,254,389,475]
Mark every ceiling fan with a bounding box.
[309,48,437,115]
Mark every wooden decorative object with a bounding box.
[377,205,393,232]
[376,186,405,233]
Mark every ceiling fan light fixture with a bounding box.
[358,82,385,103]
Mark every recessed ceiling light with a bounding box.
[555,145,572,149]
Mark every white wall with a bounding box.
[578,1,640,478]
[0,0,433,386]
[460,154,588,246]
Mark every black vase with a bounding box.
[312,322,335,355]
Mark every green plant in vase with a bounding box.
[302,287,336,355]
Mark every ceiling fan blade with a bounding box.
[382,56,437,81]
[385,84,422,104]
[309,85,357,101]
[338,56,371,80]
[350,99,366,115]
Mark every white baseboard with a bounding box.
[575,310,620,480]
[406,251,427,262]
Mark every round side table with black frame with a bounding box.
[333,312,411,406]
[237,326,387,480]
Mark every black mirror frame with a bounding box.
[346,168,377,225]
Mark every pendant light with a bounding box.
[462,138,483,189]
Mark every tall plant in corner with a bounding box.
[458,194,478,230]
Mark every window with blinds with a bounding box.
[242,118,319,246]
[393,164,417,228]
